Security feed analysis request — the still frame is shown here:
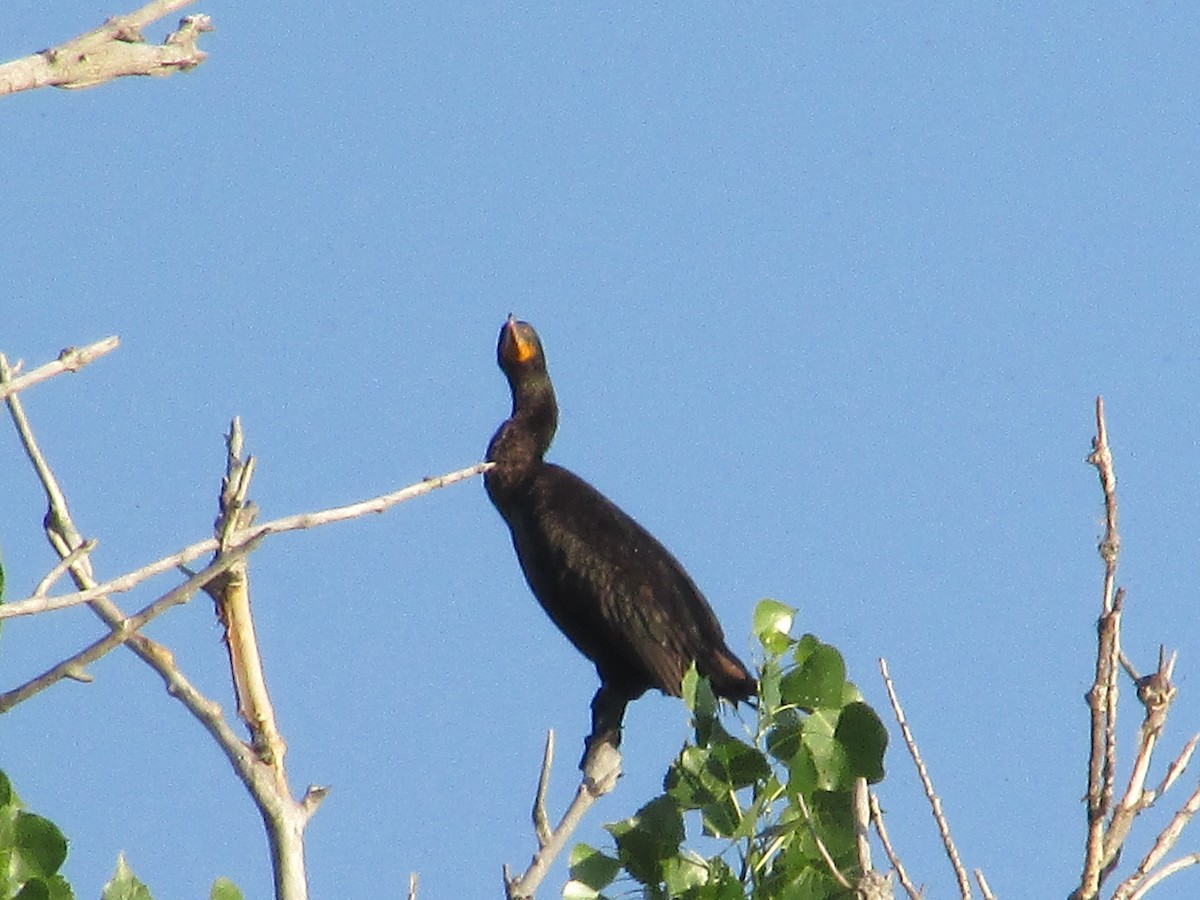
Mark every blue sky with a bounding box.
[3,3,1200,898]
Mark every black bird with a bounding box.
[484,315,756,766]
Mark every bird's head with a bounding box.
[497,314,548,377]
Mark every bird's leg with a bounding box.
[581,685,628,771]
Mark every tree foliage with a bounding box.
[566,599,888,899]
[0,769,242,900]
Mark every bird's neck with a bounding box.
[507,374,558,457]
[486,374,558,490]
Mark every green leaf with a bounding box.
[682,666,718,745]
[662,851,709,895]
[756,658,784,719]
[801,709,854,791]
[12,814,68,878]
[101,854,152,900]
[561,880,601,900]
[707,735,771,790]
[209,878,243,900]
[784,742,819,795]
[42,875,73,900]
[752,600,795,655]
[12,879,51,900]
[665,747,719,810]
[835,701,888,783]
[765,708,804,764]
[0,771,14,808]
[568,843,620,891]
[605,795,684,885]
[780,638,846,709]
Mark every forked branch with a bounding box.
[0,0,211,95]
[504,733,621,899]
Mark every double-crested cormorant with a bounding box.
[485,315,756,765]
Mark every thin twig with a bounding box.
[852,777,873,877]
[3,353,160,648]
[533,731,555,847]
[31,539,97,597]
[1127,852,1200,900]
[974,868,996,900]
[796,792,852,889]
[879,657,972,899]
[1152,735,1199,802]
[0,462,494,620]
[209,418,286,780]
[1112,778,1200,900]
[0,539,261,713]
[1104,652,1179,862]
[869,791,921,900]
[0,338,120,400]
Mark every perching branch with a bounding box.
[504,733,621,899]
[0,1,211,96]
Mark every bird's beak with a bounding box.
[505,317,539,364]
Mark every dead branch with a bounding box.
[879,657,974,899]
[0,538,261,712]
[0,461,493,621]
[0,1,211,95]
[868,791,921,900]
[1076,396,1125,899]
[0,337,120,400]
[1112,779,1200,900]
[504,734,621,899]
[209,420,277,751]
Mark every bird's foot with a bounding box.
[581,737,621,797]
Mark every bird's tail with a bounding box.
[708,648,758,704]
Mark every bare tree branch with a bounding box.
[879,657,974,899]
[208,418,285,772]
[1112,779,1200,900]
[974,868,996,900]
[869,791,921,900]
[504,738,621,899]
[1103,652,1180,862]
[0,337,120,400]
[1074,396,1126,900]
[0,461,493,621]
[0,1,211,96]
[0,538,261,712]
